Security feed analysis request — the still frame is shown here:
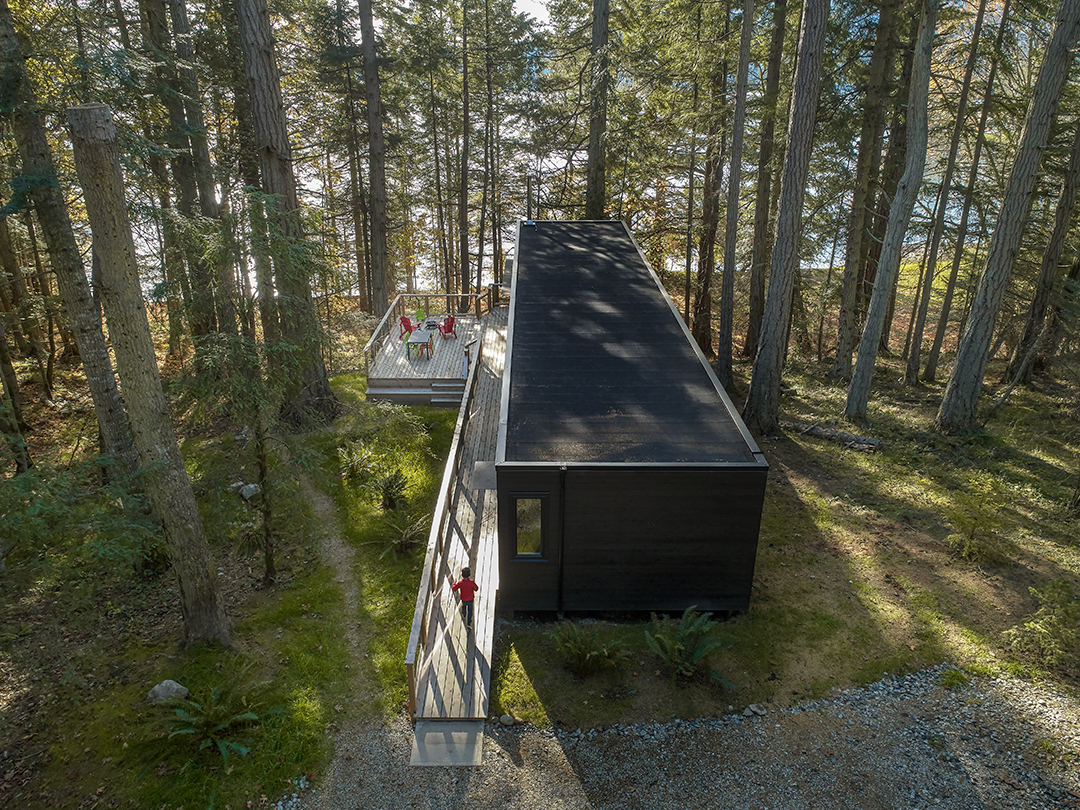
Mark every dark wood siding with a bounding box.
[560,468,766,612]
[497,467,562,612]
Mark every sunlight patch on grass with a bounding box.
[491,640,549,726]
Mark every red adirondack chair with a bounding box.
[438,315,457,340]
[399,315,414,339]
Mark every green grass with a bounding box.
[33,564,349,810]
[327,398,456,714]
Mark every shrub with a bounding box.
[548,622,630,678]
[380,510,430,558]
[945,476,1011,565]
[1002,579,1080,670]
[645,606,734,686]
[339,441,409,510]
[166,667,265,768]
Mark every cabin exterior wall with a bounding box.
[497,464,766,614]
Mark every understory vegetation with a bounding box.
[2,348,1079,807]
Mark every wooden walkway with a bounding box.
[412,308,505,720]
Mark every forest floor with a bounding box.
[2,342,1080,809]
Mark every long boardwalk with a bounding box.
[412,308,506,720]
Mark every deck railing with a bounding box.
[404,334,486,719]
[362,291,497,377]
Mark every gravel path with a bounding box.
[286,663,1079,810]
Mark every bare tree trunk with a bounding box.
[235,0,338,426]
[0,329,31,474]
[68,103,232,648]
[742,0,829,435]
[691,123,722,356]
[0,0,137,472]
[717,0,754,391]
[340,32,370,311]
[169,0,237,337]
[924,0,1011,382]
[0,323,25,430]
[846,0,936,422]
[831,0,900,379]
[142,0,217,339]
[358,0,390,313]
[684,71,699,326]
[1003,116,1080,384]
[584,0,610,219]
[905,0,988,384]
[936,0,1080,434]
[0,219,51,399]
[744,0,787,359]
[458,0,472,307]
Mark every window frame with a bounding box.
[511,492,547,560]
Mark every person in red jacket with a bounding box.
[451,567,479,630]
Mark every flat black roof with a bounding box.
[501,221,766,465]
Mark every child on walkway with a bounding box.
[451,567,479,630]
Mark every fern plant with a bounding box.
[380,510,430,558]
[548,622,630,678]
[167,672,263,767]
[645,606,734,686]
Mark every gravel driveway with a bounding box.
[292,664,1079,810]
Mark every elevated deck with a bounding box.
[364,292,499,407]
[406,307,505,725]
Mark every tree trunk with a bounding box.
[1003,116,1080,385]
[341,46,370,311]
[717,0,754,392]
[924,0,1011,382]
[459,0,472,307]
[0,321,26,431]
[585,0,610,219]
[67,103,232,649]
[684,75,699,326]
[142,0,217,339]
[235,0,338,426]
[830,0,900,379]
[0,218,51,400]
[846,0,936,422]
[0,329,31,474]
[169,0,237,337]
[358,0,390,313]
[0,0,137,472]
[691,123,722,356]
[935,0,1080,434]
[741,0,829,435]
[743,0,787,359]
[905,0,988,384]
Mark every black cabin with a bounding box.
[495,221,769,615]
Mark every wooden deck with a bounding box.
[411,308,505,720]
[366,312,484,407]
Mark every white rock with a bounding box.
[148,679,189,703]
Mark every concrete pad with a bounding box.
[471,461,497,490]
[410,721,484,767]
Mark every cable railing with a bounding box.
[403,334,486,718]
[362,290,500,376]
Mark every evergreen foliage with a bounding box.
[645,606,735,686]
